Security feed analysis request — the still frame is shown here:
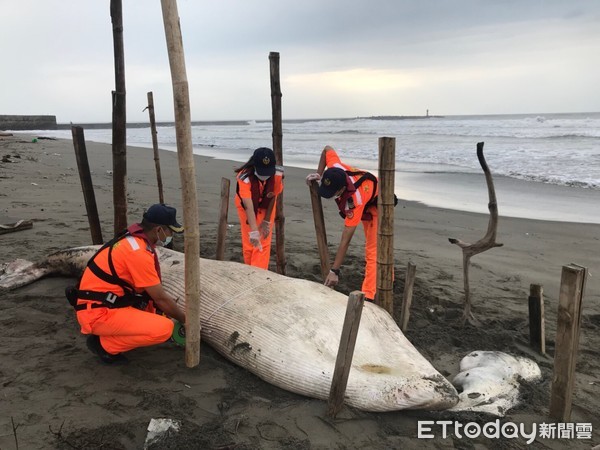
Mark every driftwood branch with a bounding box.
[0,220,32,235]
[11,416,20,450]
[449,142,503,324]
[49,420,82,450]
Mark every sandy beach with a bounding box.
[0,133,598,449]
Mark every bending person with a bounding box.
[70,203,186,364]
[235,147,284,269]
[306,145,380,301]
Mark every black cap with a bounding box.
[143,204,184,233]
[252,147,276,177]
[318,168,347,199]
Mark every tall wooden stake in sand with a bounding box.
[71,126,104,245]
[528,284,545,354]
[376,137,396,315]
[549,264,587,422]
[161,0,201,367]
[309,180,330,281]
[144,91,165,204]
[269,51,286,275]
[216,177,230,261]
[110,0,128,235]
[327,291,365,418]
[400,262,417,333]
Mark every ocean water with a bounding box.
[19,112,600,223]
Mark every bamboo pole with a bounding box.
[549,264,587,422]
[110,0,128,235]
[376,137,396,315]
[269,51,286,275]
[400,262,416,333]
[528,284,545,354]
[216,177,230,261]
[161,0,201,367]
[71,126,103,244]
[145,91,165,204]
[327,291,365,418]
[309,180,330,281]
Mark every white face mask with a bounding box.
[254,170,270,181]
[157,227,173,246]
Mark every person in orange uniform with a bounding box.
[306,145,379,301]
[235,147,284,270]
[71,204,186,365]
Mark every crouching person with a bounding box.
[69,204,186,365]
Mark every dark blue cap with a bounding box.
[252,147,276,177]
[143,204,184,233]
[318,168,347,198]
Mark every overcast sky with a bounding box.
[1,0,599,123]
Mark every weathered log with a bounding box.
[449,142,503,324]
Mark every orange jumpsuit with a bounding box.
[235,168,284,269]
[76,233,173,355]
[325,149,378,299]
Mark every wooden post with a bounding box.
[327,291,365,418]
[71,126,103,245]
[309,180,330,281]
[145,91,165,204]
[110,0,128,235]
[376,137,396,315]
[216,177,230,261]
[269,51,286,275]
[161,0,202,368]
[549,264,587,422]
[528,284,545,354]
[400,262,416,333]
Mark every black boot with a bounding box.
[86,335,129,365]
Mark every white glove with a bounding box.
[305,172,321,185]
[259,221,271,239]
[249,230,263,251]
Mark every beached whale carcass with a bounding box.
[0,246,459,412]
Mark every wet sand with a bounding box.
[0,134,598,448]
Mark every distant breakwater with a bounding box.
[0,115,57,131]
[54,115,440,130]
[0,114,441,131]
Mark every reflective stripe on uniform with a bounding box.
[125,235,140,251]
